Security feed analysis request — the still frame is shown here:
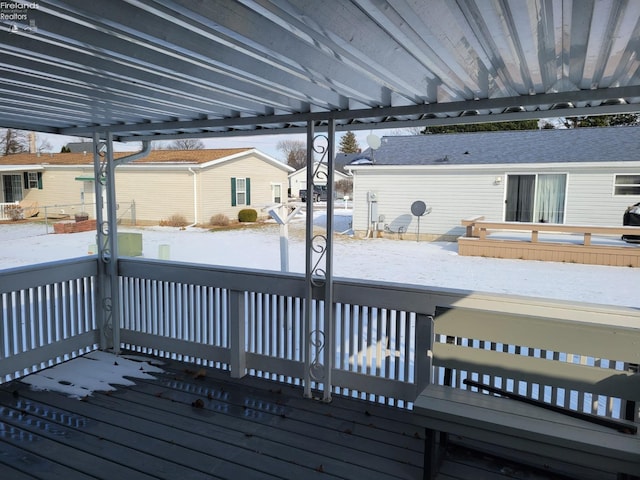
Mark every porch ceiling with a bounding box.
[0,1,639,143]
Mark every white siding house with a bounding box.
[0,148,294,224]
[347,127,640,240]
[288,161,351,198]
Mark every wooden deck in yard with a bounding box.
[0,353,576,480]
[458,220,640,267]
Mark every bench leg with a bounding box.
[424,428,437,480]
[423,428,447,480]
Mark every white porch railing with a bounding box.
[0,201,19,221]
[0,258,99,381]
[2,257,638,418]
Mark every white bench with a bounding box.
[414,307,640,479]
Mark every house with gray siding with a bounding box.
[346,126,640,240]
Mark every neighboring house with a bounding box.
[288,156,354,198]
[0,148,294,224]
[346,126,640,240]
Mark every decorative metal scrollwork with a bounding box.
[102,295,113,343]
[308,329,326,381]
[98,160,108,186]
[310,234,327,287]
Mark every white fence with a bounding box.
[0,202,19,221]
[2,256,638,419]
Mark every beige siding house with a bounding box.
[0,148,293,224]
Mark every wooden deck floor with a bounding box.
[0,353,572,480]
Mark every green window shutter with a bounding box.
[37,172,43,189]
[246,178,251,205]
[231,177,237,206]
[23,172,29,189]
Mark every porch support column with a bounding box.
[93,132,119,352]
[93,135,152,353]
[304,119,335,402]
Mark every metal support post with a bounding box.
[303,119,335,402]
[93,132,119,352]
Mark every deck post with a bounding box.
[415,314,434,396]
[93,132,120,352]
[93,135,151,353]
[303,119,335,402]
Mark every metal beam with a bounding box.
[65,85,640,141]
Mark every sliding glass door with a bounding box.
[505,174,535,222]
[535,174,566,223]
[505,174,566,223]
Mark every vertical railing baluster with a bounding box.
[230,289,246,378]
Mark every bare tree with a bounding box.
[277,139,306,169]
[0,129,29,156]
[36,134,53,153]
[167,138,205,150]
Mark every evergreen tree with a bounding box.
[339,131,360,153]
[422,120,540,134]
[563,114,639,128]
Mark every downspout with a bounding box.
[188,167,197,227]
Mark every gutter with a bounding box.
[114,140,152,167]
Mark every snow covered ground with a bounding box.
[1,210,638,308]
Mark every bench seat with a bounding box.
[415,384,640,479]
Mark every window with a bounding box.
[236,178,246,205]
[23,171,42,190]
[230,177,251,206]
[614,175,640,195]
[272,183,282,203]
[27,172,39,189]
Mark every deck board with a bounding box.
[0,353,579,479]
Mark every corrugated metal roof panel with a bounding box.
[0,1,638,140]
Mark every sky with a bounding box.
[1,210,638,309]
[38,129,402,162]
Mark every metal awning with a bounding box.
[0,166,44,173]
[0,0,638,142]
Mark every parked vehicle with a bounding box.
[300,185,328,202]
[622,202,640,243]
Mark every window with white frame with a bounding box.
[272,183,282,203]
[236,178,246,205]
[614,175,640,195]
[27,172,39,189]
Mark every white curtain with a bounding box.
[535,174,566,223]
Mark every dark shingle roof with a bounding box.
[352,126,640,166]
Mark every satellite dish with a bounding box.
[410,200,431,242]
[366,134,381,150]
[411,200,427,216]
